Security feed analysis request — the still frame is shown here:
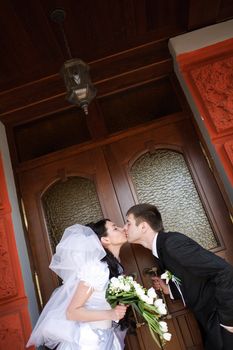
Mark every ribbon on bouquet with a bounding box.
[170,275,186,307]
[161,271,186,307]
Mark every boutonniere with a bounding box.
[161,270,185,306]
[160,270,181,285]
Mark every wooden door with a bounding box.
[18,146,142,350]
[104,113,233,350]
[18,114,233,350]
[19,147,125,302]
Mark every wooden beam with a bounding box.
[188,0,221,30]
[0,39,171,121]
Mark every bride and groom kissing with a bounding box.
[28,203,233,350]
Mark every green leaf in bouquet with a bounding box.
[106,274,171,348]
[148,325,164,349]
[131,302,142,316]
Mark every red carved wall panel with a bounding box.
[0,218,17,299]
[224,140,233,164]
[176,37,233,186]
[0,154,33,349]
[191,57,233,133]
[0,313,24,350]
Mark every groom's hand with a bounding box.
[151,276,169,295]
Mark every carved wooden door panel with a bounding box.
[18,146,142,350]
[104,114,233,350]
[18,114,233,350]
[18,147,124,303]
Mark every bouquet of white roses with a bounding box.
[106,275,171,348]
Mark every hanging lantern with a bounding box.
[51,8,97,115]
[60,58,97,115]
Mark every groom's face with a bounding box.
[125,213,142,244]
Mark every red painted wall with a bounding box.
[176,37,233,187]
[0,154,34,349]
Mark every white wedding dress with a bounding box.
[27,225,122,350]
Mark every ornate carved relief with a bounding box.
[0,158,8,212]
[0,154,32,347]
[224,140,233,165]
[0,154,11,214]
[0,195,3,211]
[191,57,233,132]
[0,219,17,299]
[0,314,24,350]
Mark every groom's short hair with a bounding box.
[127,203,164,233]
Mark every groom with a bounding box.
[125,203,233,350]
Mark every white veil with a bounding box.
[27,224,107,349]
[49,224,106,282]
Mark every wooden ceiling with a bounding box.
[0,0,233,164]
[1,0,233,104]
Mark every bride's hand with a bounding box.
[111,304,127,321]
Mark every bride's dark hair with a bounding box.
[87,219,123,279]
[87,219,135,333]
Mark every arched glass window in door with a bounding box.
[129,149,218,250]
[42,176,103,251]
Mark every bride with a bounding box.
[27,223,127,350]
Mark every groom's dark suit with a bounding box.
[155,231,233,350]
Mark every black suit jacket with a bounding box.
[155,231,233,331]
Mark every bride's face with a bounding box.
[104,221,127,246]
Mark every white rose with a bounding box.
[140,294,149,303]
[132,281,141,289]
[159,321,168,333]
[146,297,154,305]
[147,287,157,299]
[135,288,145,298]
[135,284,144,292]
[157,304,167,315]
[154,299,167,315]
[123,284,131,292]
[138,294,153,304]
[161,271,169,284]
[110,277,120,289]
[163,332,172,341]
[118,282,125,290]
[154,298,163,307]
[110,276,118,282]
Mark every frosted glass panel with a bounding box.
[42,176,103,251]
[130,150,218,249]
